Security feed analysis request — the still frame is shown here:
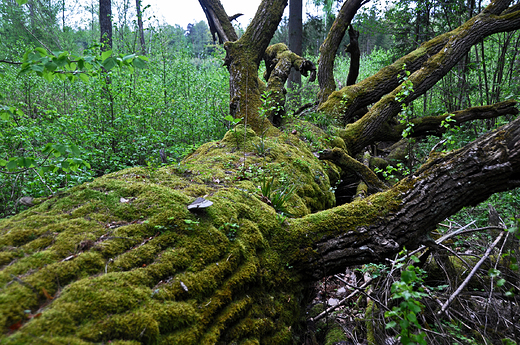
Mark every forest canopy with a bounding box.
[0,0,520,344]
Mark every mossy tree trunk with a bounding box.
[334,1,520,156]
[2,113,520,345]
[318,0,520,124]
[200,0,289,133]
[3,1,520,344]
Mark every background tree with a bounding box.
[288,0,303,92]
[99,0,112,49]
[135,0,145,54]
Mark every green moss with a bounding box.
[0,125,341,343]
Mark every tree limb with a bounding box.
[319,0,520,125]
[289,115,520,279]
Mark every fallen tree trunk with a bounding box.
[1,114,520,344]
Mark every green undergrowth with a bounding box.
[0,125,339,344]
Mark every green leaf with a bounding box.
[30,64,44,73]
[6,159,18,171]
[42,71,55,82]
[34,47,48,56]
[18,157,36,168]
[54,55,68,67]
[133,57,147,69]
[0,159,7,166]
[44,61,58,72]
[53,144,68,156]
[101,50,112,62]
[401,269,416,284]
[0,110,10,121]
[123,54,136,61]
[102,57,116,70]
[497,278,506,287]
[60,160,70,172]
[69,144,81,156]
[16,0,28,4]
[385,321,396,329]
[406,312,417,323]
[488,268,501,278]
[78,73,89,83]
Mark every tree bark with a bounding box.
[197,0,238,43]
[223,0,288,132]
[263,43,316,126]
[319,0,520,125]
[99,0,112,50]
[2,108,520,345]
[345,25,360,86]
[317,0,366,104]
[336,1,520,156]
[135,0,146,55]
[288,0,302,92]
[2,1,520,343]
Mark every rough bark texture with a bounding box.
[288,0,302,91]
[2,1,519,344]
[263,43,316,126]
[345,25,360,86]
[99,0,112,49]
[297,116,520,279]
[382,100,520,141]
[1,111,519,345]
[224,0,288,132]
[197,0,238,43]
[317,0,366,104]
[336,1,520,156]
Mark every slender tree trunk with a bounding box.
[99,0,112,50]
[317,0,365,104]
[135,0,146,55]
[288,0,302,94]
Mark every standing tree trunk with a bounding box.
[288,0,302,94]
[135,0,146,55]
[99,0,112,50]
[317,0,367,104]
